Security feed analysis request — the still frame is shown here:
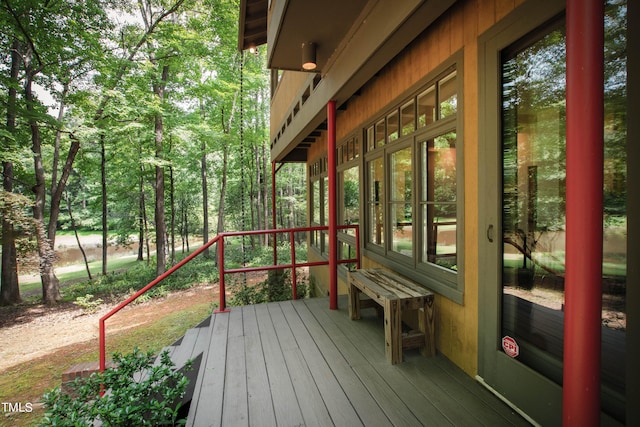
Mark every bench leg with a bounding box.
[348,284,361,320]
[419,300,436,357]
[384,299,402,364]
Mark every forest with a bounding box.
[0,0,306,306]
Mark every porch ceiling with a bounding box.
[238,0,268,52]
[266,0,368,72]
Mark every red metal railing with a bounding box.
[99,225,359,373]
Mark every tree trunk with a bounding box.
[138,175,144,261]
[1,39,21,306]
[142,176,151,267]
[169,161,175,265]
[101,134,108,275]
[153,64,169,276]
[25,70,60,304]
[66,192,92,280]
[262,142,269,247]
[214,145,229,267]
[201,139,209,257]
[183,200,189,252]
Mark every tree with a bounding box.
[1,38,21,305]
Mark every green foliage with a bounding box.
[40,348,191,427]
[61,255,218,302]
[229,270,308,306]
[74,294,104,313]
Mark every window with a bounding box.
[341,166,359,235]
[338,135,360,271]
[420,132,457,269]
[390,145,412,256]
[309,157,327,251]
[364,65,461,291]
[367,157,385,246]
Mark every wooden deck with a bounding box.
[185,296,531,426]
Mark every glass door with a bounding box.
[479,2,627,425]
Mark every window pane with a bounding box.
[367,126,375,151]
[421,203,456,269]
[342,166,360,236]
[420,133,457,270]
[417,85,436,127]
[401,100,416,135]
[375,119,385,147]
[433,132,457,202]
[312,179,321,249]
[368,157,384,246]
[390,147,412,255]
[352,137,359,159]
[312,180,320,224]
[421,133,457,202]
[323,178,328,227]
[387,111,399,142]
[439,71,457,119]
[339,241,357,271]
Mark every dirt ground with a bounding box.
[0,284,216,372]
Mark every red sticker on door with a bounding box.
[502,336,519,358]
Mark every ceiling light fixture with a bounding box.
[302,42,317,71]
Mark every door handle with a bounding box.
[487,224,494,243]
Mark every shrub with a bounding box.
[40,348,191,427]
[229,270,308,306]
[74,294,103,313]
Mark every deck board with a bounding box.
[254,303,305,427]
[187,296,531,426]
[292,300,388,426]
[242,305,277,427]
[281,301,363,426]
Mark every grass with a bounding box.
[19,257,141,296]
[0,297,213,427]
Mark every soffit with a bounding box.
[266,0,369,72]
[238,0,268,51]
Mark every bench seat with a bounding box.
[347,268,435,364]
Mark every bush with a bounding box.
[40,348,191,427]
[229,270,308,306]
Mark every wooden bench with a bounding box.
[347,269,435,364]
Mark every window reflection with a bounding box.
[390,147,412,256]
[421,133,457,269]
[501,9,626,418]
[341,166,359,236]
[368,157,384,246]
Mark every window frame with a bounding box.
[362,54,464,303]
[337,133,361,273]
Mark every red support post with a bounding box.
[272,161,277,265]
[290,230,297,299]
[328,100,338,310]
[215,237,230,313]
[564,1,604,425]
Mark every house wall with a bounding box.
[270,71,310,140]
[303,0,524,376]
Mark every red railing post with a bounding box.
[290,230,297,299]
[99,318,106,372]
[215,236,230,313]
[272,162,278,266]
[355,225,361,270]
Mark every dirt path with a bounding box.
[0,284,215,372]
